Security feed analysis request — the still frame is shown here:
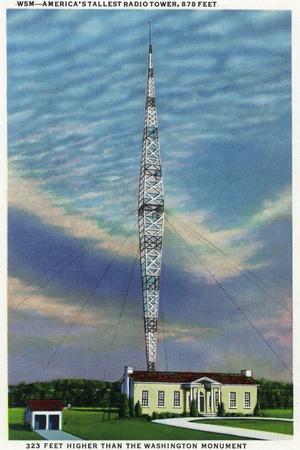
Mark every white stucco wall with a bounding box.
[26,411,62,430]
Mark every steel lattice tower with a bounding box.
[138,22,164,372]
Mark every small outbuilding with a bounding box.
[25,399,63,430]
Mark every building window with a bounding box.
[142,390,149,407]
[244,392,251,408]
[158,391,165,407]
[215,390,219,407]
[229,392,237,408]
[173,391,180,407]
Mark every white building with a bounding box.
[25,399,63,430]
[120,366,258,416]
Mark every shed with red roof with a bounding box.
[25,399,63,430]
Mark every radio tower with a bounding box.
[138,21,165,372]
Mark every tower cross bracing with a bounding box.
[138,23,164,372]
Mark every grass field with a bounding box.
[9,407,293,440]
[8,408,44,440]
[62,408,249,440]
[197,419,293,435]
[262,408,293,419]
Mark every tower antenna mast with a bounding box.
[149,18,152,44]
[138,21,165,372]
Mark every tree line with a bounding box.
[256,378,293,409]
[8,379,121,408]
[9,378,293,409]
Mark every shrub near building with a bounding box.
[119,394,130,418]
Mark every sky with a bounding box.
[7,9,292,384]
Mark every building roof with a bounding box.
[129,371,257,385]
[27,399,63,411]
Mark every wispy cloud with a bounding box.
[255,308,292,348]
[9,156,291,284]
[251,185,291,226]
[8,163,137,256]
[167,185,291,281]
[159,322,217,344]
[9,277,100,327]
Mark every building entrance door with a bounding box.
[199,392,204,412]
[49,414,59,430]
[34,415,46,430]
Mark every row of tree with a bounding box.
[119,394,143,418]
[8,379,121,408]
[256,378,293,409]
[9,378,293,409]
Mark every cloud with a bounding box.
[77,191,103,201]
[8,276,101,327]
[9,153,291,285]
[8,163,137,257]
[9,275,218,356]
[8,273,145,357]
[251,185,291,226]
[255,309,292,348]
[165,184,291,282]
[159,322,217,344]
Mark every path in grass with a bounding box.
[198,419,293,435]
[62,409,250,440]
[9,408,43,440]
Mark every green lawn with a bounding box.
[11,407,292,440]
[197,419,293,435]
[262,408,293,419]
[62,409,250,440]
[9,408,44,440]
